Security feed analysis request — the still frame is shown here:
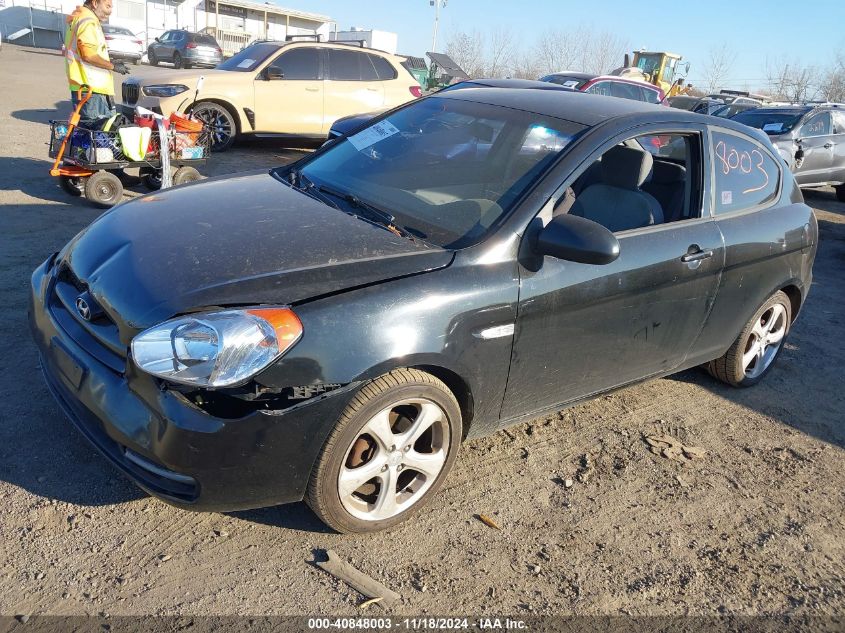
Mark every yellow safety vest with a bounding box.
[63,7,114,96]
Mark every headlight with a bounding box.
[131,308,302,388]
[142,84,189,98]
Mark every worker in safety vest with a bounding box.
[63,0,130,125]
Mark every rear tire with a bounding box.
[84,171,123,208]
[835,184,845,202]
[173,52,183,69]
[706,290,792,387]
[306,368,462,533]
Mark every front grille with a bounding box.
[122,82,139,106]
[49,263,126,373]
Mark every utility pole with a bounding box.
[430,0,447,53]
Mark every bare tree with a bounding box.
[444,30,485,78]
[818,51,845,102]
[533,29,579,76]
[580,29,629,75]
[702,45,737,93]
[511,50,543,80]
[486,27,515,78]
[765,58,819,102]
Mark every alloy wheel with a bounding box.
[338,398,450,522]
[741,303,787,379]
[191,104,234,151]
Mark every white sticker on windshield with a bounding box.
[722,190,733,205]
[237,59,255,69]
[348,120,400,151]
[562,80,579,88]
[762,123,783,132]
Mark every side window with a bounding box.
[610,81,643,102]
[368,54,397,80]
[585,81,612,97]
[640,87,662,104]
[328,49,364,81]
[834,111,845,135]
[558,132,701,231]
[711,130,780,214]
[159,31,172,42]
[269,47,320,80]
[799,112,831,137]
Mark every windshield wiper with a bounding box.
[315,183,416,240]
[280,168,340,209]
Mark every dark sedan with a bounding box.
[30,89,816,533]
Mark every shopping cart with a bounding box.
[49,86,211,208]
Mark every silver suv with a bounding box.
[732,104,845,201]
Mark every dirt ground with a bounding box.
[1,45,843,622]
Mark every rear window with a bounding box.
[711,130,780,214]
[103,25,134,36]
[541,75,588,89]
[328,49,375,81]
[191,34,219,46]
[217,42,280,72]
[369,54,397,80]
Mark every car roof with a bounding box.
[744,106,811,115]
[592,75,662,91]
[432,87,770,141]
[450,78,575,91]
[244,39,397,57]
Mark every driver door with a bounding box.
[794,112,834,185]
[253,47,324,135]
[501,126,725,420]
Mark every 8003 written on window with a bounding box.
[712,131,779,214]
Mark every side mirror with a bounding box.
[154,37,160,43]
[536,214,620,265]
[265,66,283,80]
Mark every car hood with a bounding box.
[59,171,452,339]
[128,68,233,90]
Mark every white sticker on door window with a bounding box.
[347,120,400,151]
[721,190,733,205]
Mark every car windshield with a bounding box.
[217,42,279,72]
[541,75,588,89]
[280,96,586,248]
[732,110,805,134]
[104,25,133,36]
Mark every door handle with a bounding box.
[681,248,713,263]
[366,87,379,92]
[305,87,320,92]
[823,142,833,149]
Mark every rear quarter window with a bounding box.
[711,130,780,215]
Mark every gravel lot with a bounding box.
[1,44,843,622]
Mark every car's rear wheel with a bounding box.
[835,184,845,202]
[190,102,236,151]
[306,369,462,533]
[173,52,183,69]
[706,290,792,387]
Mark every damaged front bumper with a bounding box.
[28,256,356,512]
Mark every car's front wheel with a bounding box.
[148,50,157,66]
[190,102,236,151]
[706,290,792,387]
[306,369,462,533]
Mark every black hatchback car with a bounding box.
[30,90,817,533]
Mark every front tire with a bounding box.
[706,291,792,387]
[190,102,236,152]
[148,50,158,66]
[306,369,462,534]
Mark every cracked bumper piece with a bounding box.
[29,257,355,512]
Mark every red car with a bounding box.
[540,72,665,105]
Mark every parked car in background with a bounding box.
[123,40,420,151]
[147,30,222,69]
[666,95,699,110]
[102,24,143,64]
[539,71,665,104]
[732,104,845,200]
[326,78,576,141]
[32,89,816,533]
[711,102,759,119]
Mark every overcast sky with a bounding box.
[284,0,845,90]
